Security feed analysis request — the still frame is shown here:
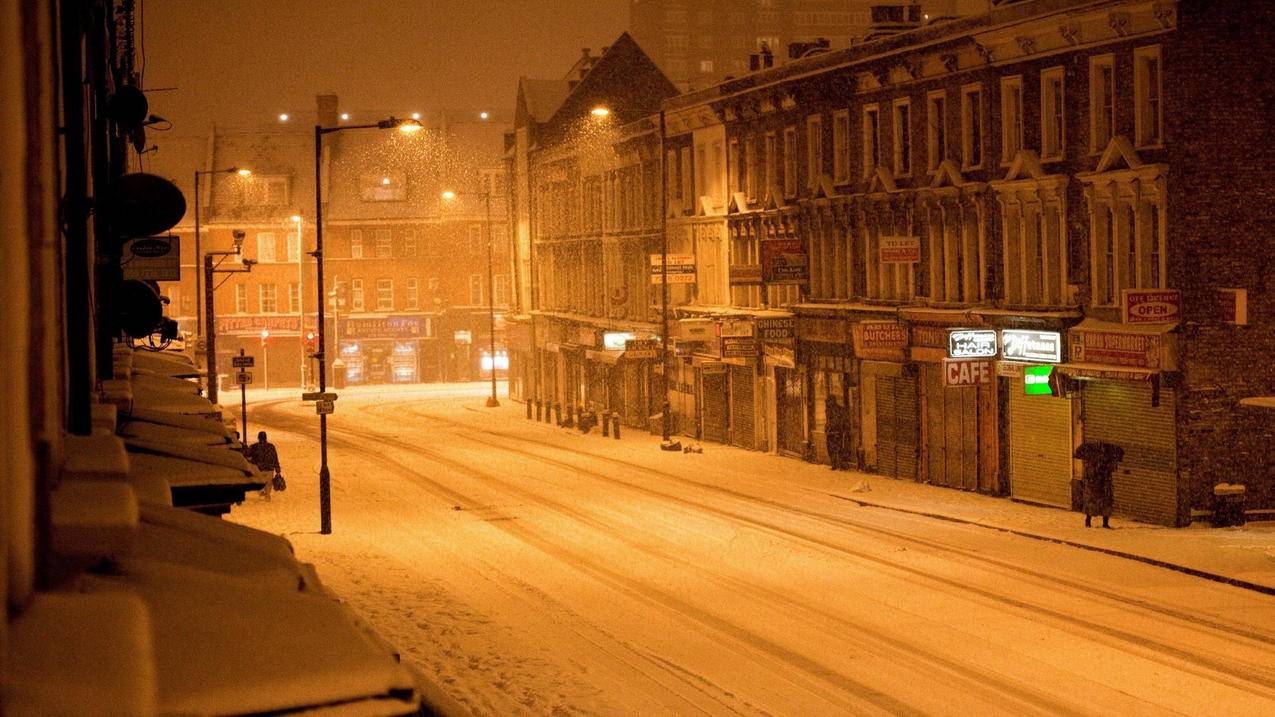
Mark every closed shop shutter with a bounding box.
[876,375,918,480]
[702,370,729,444]
[1008,387,1074,508]
[776,367,805,457]
[729,365,756,448]
[1082,381,1177,525]
[921,364,980,490]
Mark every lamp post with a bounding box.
[291,214,306,388]
[442,188,502,408]
[591,105,671,442]
[203,230,253,406]
[314,116,422,535]
[193,167,251,342]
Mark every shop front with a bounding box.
[995,327,1076,509]
[796,314,853,466]
[1061,319,1181,525]
[337,315,432,386]
[852,319,914,479]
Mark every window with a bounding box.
[468,224,483,249]
[235,284,248,314]
[286,232,300,262]
[1090,55,1115,152]
[668,148,681,202]
[1134,46,1163,147]
[1001,76,1023,163]
[428,277,440,293]
[1041,67,1065,161]
[893,99,911,177]
[745,135,758,200]
[995,181,1068,306]
[832,109,850,183]
[783,127,797,197]
[763,132,777,192]
[243,177,289,206]
[469,274,484,305]
[699,59,715,74]
[863,104,881,175]
[728,139,742,193]
[403,229,418,258]
[374,229,392,258]
[350,229,364,258]
[405,278,419,311]
[259,283,278,313]
[806,114,824,183]
[351,279,365,312]
[494,274,510,306]
[961,84,983,169]
[256,233,276,263]
[288,282,300,313]
[376,278,393,311]
[926,91,947,172]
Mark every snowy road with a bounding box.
[232,388,1275,716]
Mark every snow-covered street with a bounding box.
[231,385,1275,716]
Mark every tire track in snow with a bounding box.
[383,402,1275,701]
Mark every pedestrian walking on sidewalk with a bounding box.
[825,395,848,471]
[1074,441,1124,528]
[246,430,284,499]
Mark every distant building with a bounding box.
[629,0,986,91]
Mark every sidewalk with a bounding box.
[475,398,1275,595]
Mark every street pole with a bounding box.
[314,124,332,535]
[485,189,500,408]
[295,216,306,389]
[194,170,202,338]
[262,336,269,391]
[239,347,248,441]
[658,108,671,443]
[204,254,218,405]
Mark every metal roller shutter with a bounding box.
[776,367,805,457]
[1082,381,1177,525]
[702,370,729,444]
[876,375,918,480]
[729,365,755,449]
[1008,388,1074,508]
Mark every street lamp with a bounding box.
[591,103,671,443]
[442,187,502,408]
[193,166,250,340]
[290,214,307,389]
[313,115,423,535]
[203,230,254,406]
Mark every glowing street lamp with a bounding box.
[312,114,422,534]
[442,187,501,408]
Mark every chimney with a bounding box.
[316,93,339,127]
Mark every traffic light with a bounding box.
[305,331,317,356]
[260,328,270,347]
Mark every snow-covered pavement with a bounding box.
[231,385,1275,716]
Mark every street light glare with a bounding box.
[398,119,424,134]
[480,111,489,120]
[381,177,391,185]
[590,106,611,117]
[441,190,457,201]
[290,214,302,223]
[236,168,252,176]
[340,112,349,121]
[411,112,421,120]
[278,113,289,122]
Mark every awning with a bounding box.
[1056,362,1161,381]
[584,349,623,365]
[1240,397,1275,410]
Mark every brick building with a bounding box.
[152,99,511,390]
[515,0,1275,526]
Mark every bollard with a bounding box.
[612,413,621,440]
[534,399,542,421]
[526,399,533,419]
[602,413,610,437]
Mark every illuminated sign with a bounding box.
[947,329,998,359]
[1023,364,1055,395]
[603,331,637,351]
[1001,330,1062,363]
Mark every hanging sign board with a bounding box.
[316,399,335,415]
[943,359,993,387]
[121,235,181,281]
[603,331,637,351]
[760,238,808,284]
[623,339,659,359]
[1023,365,1055,395]
[1000,330,1062,363]
[947,329,998,359]
[231,355,255,368]
[1122,289,1181,324]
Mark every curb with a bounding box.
[828,494,1275,597]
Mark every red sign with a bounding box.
[760,238,807,284]
[729,265,763,285]
[856,321,908,350]
[879,236,921,264]
[1217,288,1248,325]
[219,315,301,335]
[1070,330,1161,368]
[944,359,993,387]
[1122,289,1181,324]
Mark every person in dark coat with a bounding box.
[825,395,848,471]
[1074,441,1124,528]
[246,430,282,499]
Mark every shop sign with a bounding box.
[454,329,472,344]
[1122,289,1181,324]
[1023,365,1055,395]
[122,235,180,281]
[720,319,754,338]
[879,236,920,264]
[910,325,947,348]
[1070,329,1161,369]
[624,338,659,359]
[756,317,795,341]
[343,316,427,340]
[676,318,716,342]
[763,342,796,368]
[221,315,301,335]
[947,329,998,359]
[603,331,637,351]
[729,264,763,285]
[798,317,848,343]
[856,321,907,350]
[1217,288,1248,325]
[649,253,696,284]
[721,337,758,358]
[943,358,993,387]
[1001,330,1062,363]
[761,238,808,284]
[576,327,599,347]
[701,361,727,375]
[996,361,1024,378]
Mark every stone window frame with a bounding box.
[255,232,276,263]
[234,284,248,314]
[350,229,364,259]
[960,83,984,171]
[375,278,393,312]
[783,126,798,198]
[1000,75,1024,166]
[862,103,881,178]
[832,109,851,184]
[1081,166,1167,307]
[892,97,912,178]
[1040,66,1066,162]
[258,283,278,314]
[1089,54,1116,155]
[806,113,824,186]
[350,278,365,312]
[763,131,778,192]
[926,89,947,174]
[1134,45,1164,149]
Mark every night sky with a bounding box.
[142,0,630,134]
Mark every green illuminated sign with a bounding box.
[1023,365,1054,395]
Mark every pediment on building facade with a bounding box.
[928,159,968,189]
[1001,150,1048,182]
[1092,136,1144,174]
[866,166,899,194]
[808,174,838,199]
[727,191,753,214]
[762,184,788,210]
[699,195,725,216]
